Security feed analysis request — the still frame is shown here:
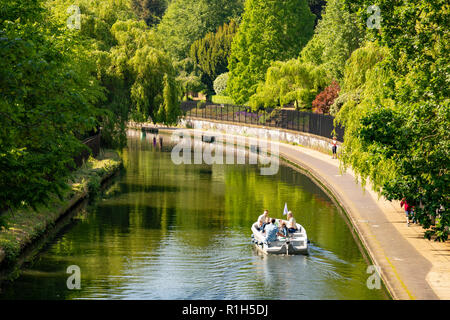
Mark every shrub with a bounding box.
[312,80,340,114]
[213,73,229,96]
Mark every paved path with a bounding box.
[158,126,450,300]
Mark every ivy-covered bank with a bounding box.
[0,150,123,267]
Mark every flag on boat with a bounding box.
[283,203,288,215]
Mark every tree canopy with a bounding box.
[0,0,104,211]
[248,60,329,110]
[131,0,167,26]
[189,20,238,92]
[227,0,315,105]
[0,0,181,212]
[157,0,243,60]
[300,0,363,81]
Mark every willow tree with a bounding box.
[248,59,329,110]
[227,0,315,105]
[110,20,179,124]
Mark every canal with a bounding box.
[0,130,389,299]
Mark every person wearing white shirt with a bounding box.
[287,211,297,233]
[257,210,269,231]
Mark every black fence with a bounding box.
[180,101,344,142]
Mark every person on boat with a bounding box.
[287,211,298,233]
[260,216,271,233]
[278,221,288,237]
[264,218,279,243]
[257,210,269,231]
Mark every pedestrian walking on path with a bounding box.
[401,197,414,226]
[331,136,338,159]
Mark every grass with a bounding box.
[0,149,122,266]
[211,95,235,105]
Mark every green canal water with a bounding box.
[0,130,389,299]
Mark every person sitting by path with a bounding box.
[264,218,279,244]
[257,210,269,231]
[287,211,298,233]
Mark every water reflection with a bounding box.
[0,130,388,300]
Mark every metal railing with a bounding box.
[180,101,344,142]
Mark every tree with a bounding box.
[156,73,181,125]
[248,60,329,110]
[174,58,206,100]
[157,0,244,60]
[213,73,229,96]
[131,0,167,26]
[330,42,386,115]
[110,20,179,123]
[337,0,449,241]
[312,80,340,114]
[300,0,363,81]
[227,0,315,105]
[189,20,238,92]
[307,0,327,25]
[0,0,104,211]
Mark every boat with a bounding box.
[251,219,309,255]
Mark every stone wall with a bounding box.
[180,118,340,155]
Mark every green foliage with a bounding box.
[300,0,363,81]
[155,74,181,125]
[337,0,449,240]
[131,0,167,26]
[1,0,181,212]
[157,0,244,60]
[48,1,180,141]
[227,0,315,105]
[113,20,178,122]
[248,60,329,110]
[174,58,206,99]
[247,0,363,112]
[330,42,387,115]
[213,73,229,96]
[307,0,327,24]
[0,0,105,212]
[87,172,102,197]
[190,20,238,91]
[211,95,234,105]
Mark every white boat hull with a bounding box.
[251,220,308,255]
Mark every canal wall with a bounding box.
[0,150,123,268]
[179,118,338,155]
